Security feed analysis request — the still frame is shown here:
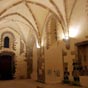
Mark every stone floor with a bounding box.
[0,79,86,88]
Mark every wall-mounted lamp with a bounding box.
[63,35,70,50]
[36,42,40,48]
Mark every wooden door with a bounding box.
[0,55,13,79]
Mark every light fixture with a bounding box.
[63,36,69,41]
[63,35,70,50]
[69,25,80,38]
[36,41,40,48]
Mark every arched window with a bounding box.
[4,37,9,48]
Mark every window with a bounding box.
[4,37,9,48]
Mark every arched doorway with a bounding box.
[0,53,15,80]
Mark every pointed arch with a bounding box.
[46,15,57,48]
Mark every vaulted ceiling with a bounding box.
[0,0,87,45]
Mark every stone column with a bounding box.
[37,47,45,83]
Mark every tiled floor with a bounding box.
[0,79,86,88]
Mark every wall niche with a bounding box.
[76,41,88,76]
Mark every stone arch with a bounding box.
[0,13,39,43]
[1,31,15,50]
[43,13,58,49]
[0,0,65,35]
[0,26,26,44]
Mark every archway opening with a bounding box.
[0,54,15,80]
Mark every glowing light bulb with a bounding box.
[69,26,79,37]
[36,42,40,48]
